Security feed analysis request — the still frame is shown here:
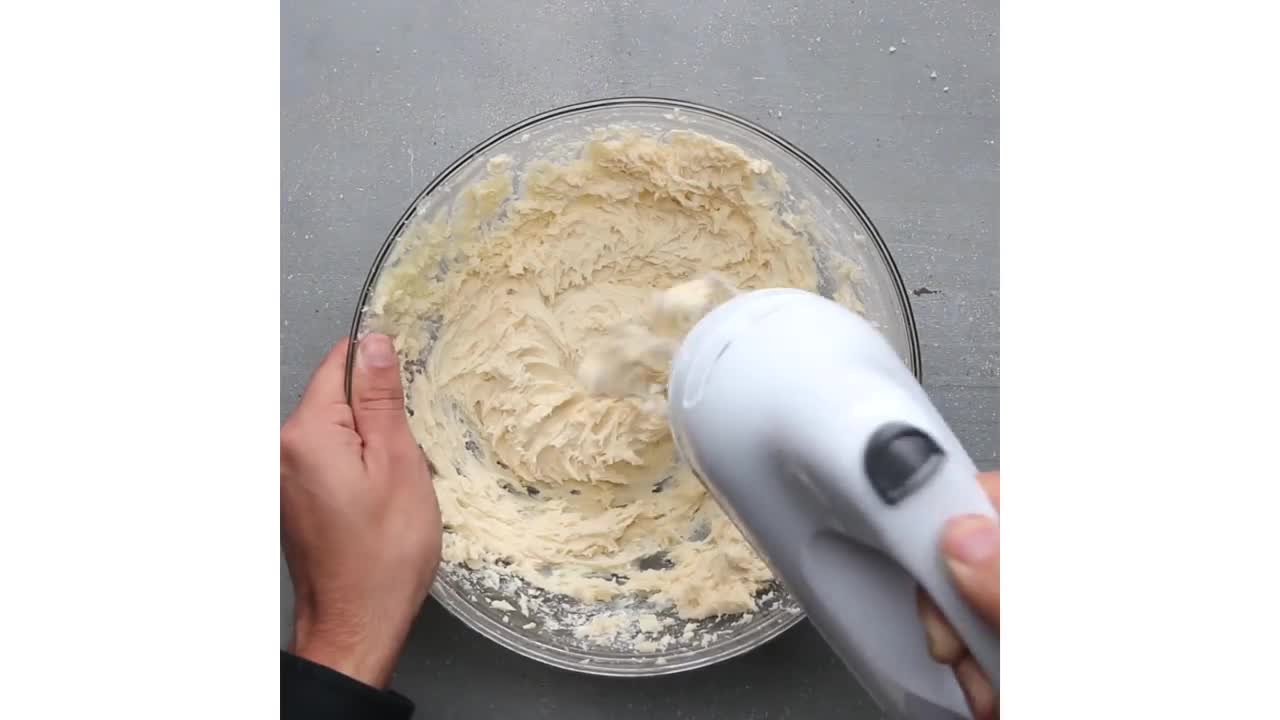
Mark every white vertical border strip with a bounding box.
[1005,1,1279,718]
[0,1,279,718]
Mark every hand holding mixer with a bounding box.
[668,288,999,720]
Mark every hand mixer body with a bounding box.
[668,289,999,720]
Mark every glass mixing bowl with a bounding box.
[346,98,921,676]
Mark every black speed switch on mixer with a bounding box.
[865,423,945,506]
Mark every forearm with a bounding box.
[290,610,405,689]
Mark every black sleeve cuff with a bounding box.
[281,651,415,720]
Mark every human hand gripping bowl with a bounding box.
[347,98,921,675]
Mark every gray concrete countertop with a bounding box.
[282,1,998,717]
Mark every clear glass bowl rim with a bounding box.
[343,96,923,676]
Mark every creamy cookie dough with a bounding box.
[369,128,851,631]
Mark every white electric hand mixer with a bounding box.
[668,288,999,720]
